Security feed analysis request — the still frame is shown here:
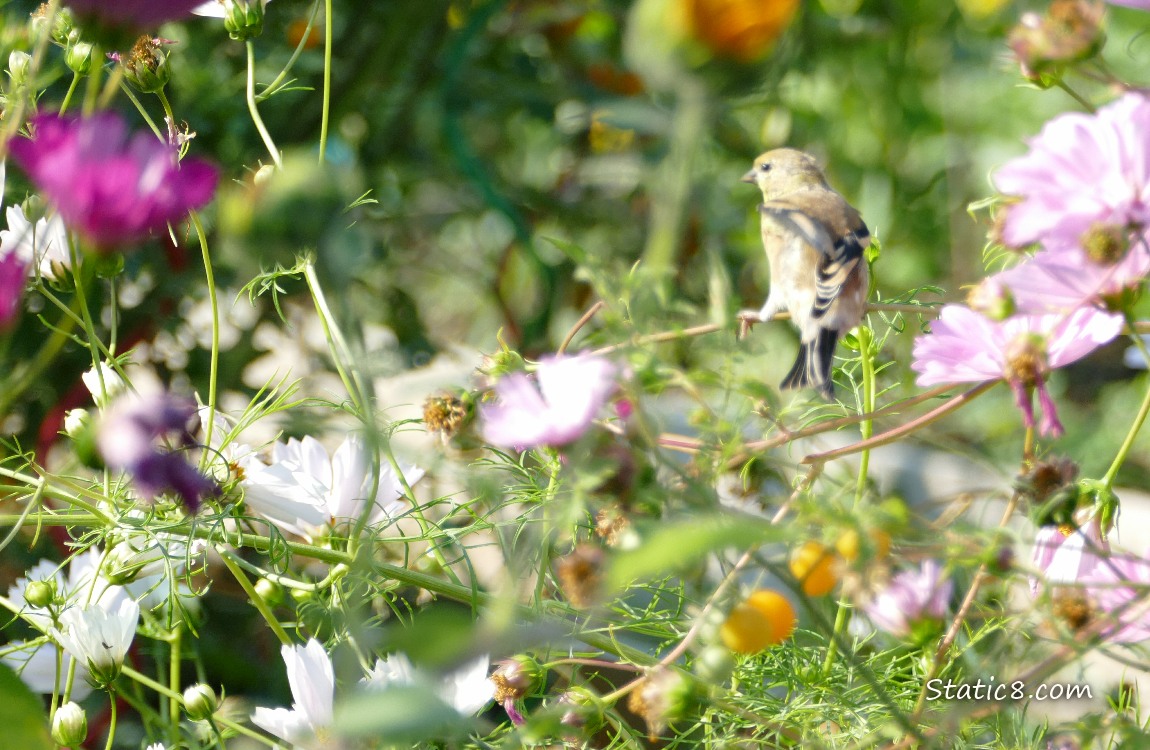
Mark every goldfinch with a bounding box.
[742,148,870,399]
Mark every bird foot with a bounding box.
[736,309,763,339]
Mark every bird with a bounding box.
[741,148,870,399]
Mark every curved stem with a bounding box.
[191,211,219,470]
[1102,331,1150,490]
[245,41,282,169]
[60,72,81,114]
[103,689,117,750]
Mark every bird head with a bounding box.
[741,148,829,200]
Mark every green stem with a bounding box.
[318,0,333,163]
[60,72,81,114]
[191,211,219,470]
[855,325,876,502]
[820,598,850,677]
[103,690,117,750]
[1055,79,1096,113]
[1102,331,1150,489]
[245,41,282,168]
[257,0,322,101]
[168,627,182,744]
[217,548,292,645]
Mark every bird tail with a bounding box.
[781,329,839,399]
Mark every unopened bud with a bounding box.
[65,41,94,76]
[117,36,172,93]
[183,683,218,720]
[51,701,87,747]
[224,0,267,41]
[23,579,56,608]
[7,51,31,86]
[254,578,283,607]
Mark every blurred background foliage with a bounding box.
[2,0,1150,511]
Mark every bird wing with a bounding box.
[759,194,869,320]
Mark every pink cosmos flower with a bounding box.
[8,113,217,251]
[480,354,618,450]
[1081,550,1150,643]
[1030,516,1109,597]
[863,560,952,638]
[67,0,208,29]
[994,93,1150,256]
[992,244,1150,315]
[911,305,1124,437]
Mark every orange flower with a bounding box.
[684,0,799,62]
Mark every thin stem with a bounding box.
[168,627,182,744]
[103,690,117,750]
[855,324,876,502]
[246,41,282,169]
[1102,330,1150,490]
[257,0,322,101]
[558,300,604,354]
[802,381,999,465]
[217,548,292,645]
[318,0,333,163]
[60,72,81,114]
[820,598,850,678]
[1055,79,1096,112]
[191,211,219,470]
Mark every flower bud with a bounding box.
[102,543,145,585]
[966,278,1015,321]
[31,5,74,45]
[183,683,218,721]
[254,577,284,607]
[557,685,604,734]
[51,701,87,747]
[224,0,267,41]
[65,41,94,76]
[24,579,56,609]
[7,51,31,86]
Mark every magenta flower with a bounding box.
[97,389,217,510]
[67,0,207,29]
[8,113,217,251]
[0,253,28,330]
[863,560,953,639]
[480,355,618,450]
[992,244,1150,315]
[994,93,1150,257]
[912,305,1124,437]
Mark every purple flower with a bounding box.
[863,560,953,638]
[67,0,207,29]
[994,93,1150,257]
[480,355,618,450]
[97,389,217,510]
[8,113,218,251]
[912,305,1124,437]
[992,244,1150,315]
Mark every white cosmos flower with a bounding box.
[1,639,93,700]
[50,598,140,686]
[361,653,494,715]
[192,0,271,17]
[251,639,342,750]
[240,435,423,539]
[0,203,69,280]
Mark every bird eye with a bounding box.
[759,162,772,172]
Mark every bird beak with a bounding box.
[740,169,757,184]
